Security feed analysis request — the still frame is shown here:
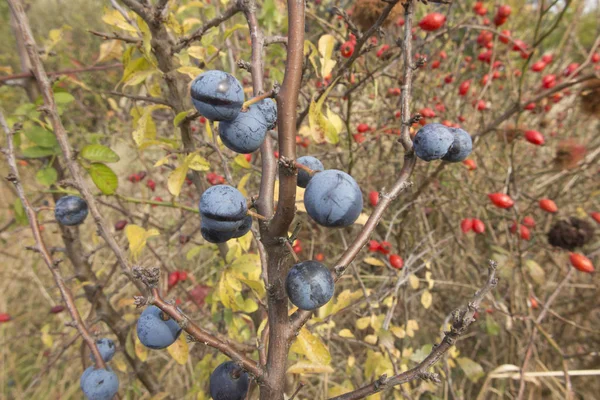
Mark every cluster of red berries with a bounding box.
[168,270,189,289]
[368,240,404,269]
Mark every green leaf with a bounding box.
[24,126,57,148]
[13,198,28,225]
[525,259,545,285]
[81,144,120,163]
[54,92,75,104]
[22,146,58,158]
[457,357,485,383]
[36,167,58,186]
[88,163,118,194]
[173,110,192,127]
[485,314,500,336]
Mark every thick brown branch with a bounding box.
[329,261,499,400]
[1,111,106,370]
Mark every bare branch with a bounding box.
[329,261,499,400]
[1,111,106,371]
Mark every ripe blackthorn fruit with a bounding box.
[55,196,89,226]
[286,260,335,310]
[304,170,363,227]
[201,215,244,232]
[80,367,119,400]
[442,127,473,162]
[201,226,235,244]
[413,123,455,161]
[296,156,324,188]
[190,71,244,121]
[219,105,268,154]
[136,306,182,349]
[209,361,249,400]
[231,215,252,238]
[90,338,116,363]
[256,98,278,130]
[199,185,247,222]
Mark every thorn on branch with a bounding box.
[418,371,441,383]
[278,156,297,176]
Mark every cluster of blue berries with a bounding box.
[191,70,277,154]
[80,338,119,400]
[413,123,473,162]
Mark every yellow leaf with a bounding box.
[287,362,334,374]
[237,173,251,197]
[236,230,252,252]
[406,320,419,337]
[304,40,318,74]
[167,334,189,365]
[102,8,137,33]
[390,325,406,339]
[187,153,210,171]
[97,40,123,63]
[425,271,434,289]
[123,69,157,87]
[188,46,206,60]
[168,163,189,197]
[223,24,248,40]
[308,79,340,144]
[290,327,331,365]
[177,66,203,79]
[421,289,432,309]
[409,274,420,290]
[318,34,337,78]
[134,328,148,362]
[41,324,53,348]
[125,224,160,260]
[113,357,127,372]
[234,154,252,169]
[154,155,171,167]
[364,257,385,267]
[137,16,154,64]
[338,329,355,338]
[356,317,371,330]
[364,334,378,345]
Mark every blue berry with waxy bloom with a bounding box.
[219,104,268,154]
[201,215,244,232]
[201,226,235,244]
[286,260,335,310]
[296,156,324,188]
[231,216,252,238]
[90,338,116,363]
[413,123,455,161]
[190,70,245,122]
[256,98,278,130]
[199,185,248,222]
[209,361,250,400]
[136,306,182,349]
[80,367,119,400]
[441,127,473,162]
[55,196,89,226]
[304,169,363,227]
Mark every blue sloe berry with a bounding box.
[304,170,363,227]
[286,260,335,310]
[256,98,277,130]
[136,306,182,349]
[441,127,473,162]
[199,185,247,222]
[90,338,116,363]
[190,71,244,121]
[413,123,455,161]
[55,196,88,226]
[231,216,252,238]
[209,361,249,400]
[296,156,324,188]
[80,367,119,400]
[219,105,268,154]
